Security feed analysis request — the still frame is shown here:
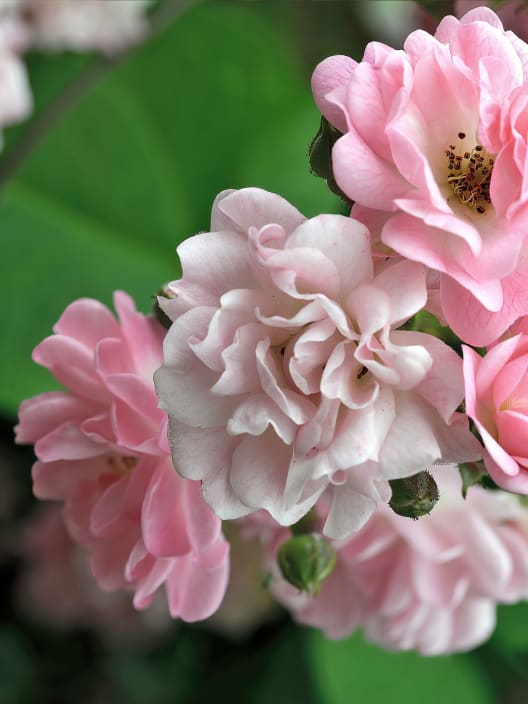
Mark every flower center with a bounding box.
[107,454,138,475]
[356,365,369,380]
[445,133,494,214]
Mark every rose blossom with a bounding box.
[17,503,169,640]
[155,187,478,539]
[15,292,229,622]
[456,2,528,43]
[22,0,151,55]
[0,2,31,136]
[0,43,31,133]
[266,467,528,655]
[463,321,528,493]
[312,8,528,346]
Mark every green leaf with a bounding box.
[412,0,453,19]
[309,630,494,704]
[492,603,528,654]
[251,627,320,704]
[2,51,93,154]
[2,1,328,415]
[0,627,36,704]
[237,98,342,218]
[105,651,176,704]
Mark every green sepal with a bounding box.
[290,509,319,536]
[458,462,489,499]
[308,117,352,205]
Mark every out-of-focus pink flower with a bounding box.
[17,503,170,640]
[267,468,528,655]
[0,1,29,52]
[456,2,528,42]
[155,187,479,540]
[463,325,528,493]
[0,3,31,132]
[22,0,151,55]
[15,292,229,622]
[312,8,528,346]
[0,46,31,129]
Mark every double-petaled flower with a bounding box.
[155,188,478,539]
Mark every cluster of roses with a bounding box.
[0,0,150,144]
[16,7,528,655]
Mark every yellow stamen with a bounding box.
[445,136,494,214]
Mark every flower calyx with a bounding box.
[389,470,439,519]
[309,116,352,205]
[277,532,336,597]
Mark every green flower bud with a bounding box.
[277,533,336,596]
[389,470,439,519]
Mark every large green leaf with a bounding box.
[492,602,528,654]
[309,630,493,704]
[2,1,337,416]
[0,627,36,704]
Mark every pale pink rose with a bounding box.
[22,0,150,55]
[312,8,528,346]
[155,187,479,540]
[0,1,29,51]
[15,292,229,622]
[268,468,528,655]
[463,326,528,494]
[17,503,170,640]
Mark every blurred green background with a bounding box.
[3,1,528,702]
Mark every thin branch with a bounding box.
[0,0,197,191]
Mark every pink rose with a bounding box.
[463,326,528,493]
[312,8,528,346]
[17,504,169,640]
[456,2,528,43]
[155,187,478,539]
[268,468,528,655]
[15,292,229,622]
